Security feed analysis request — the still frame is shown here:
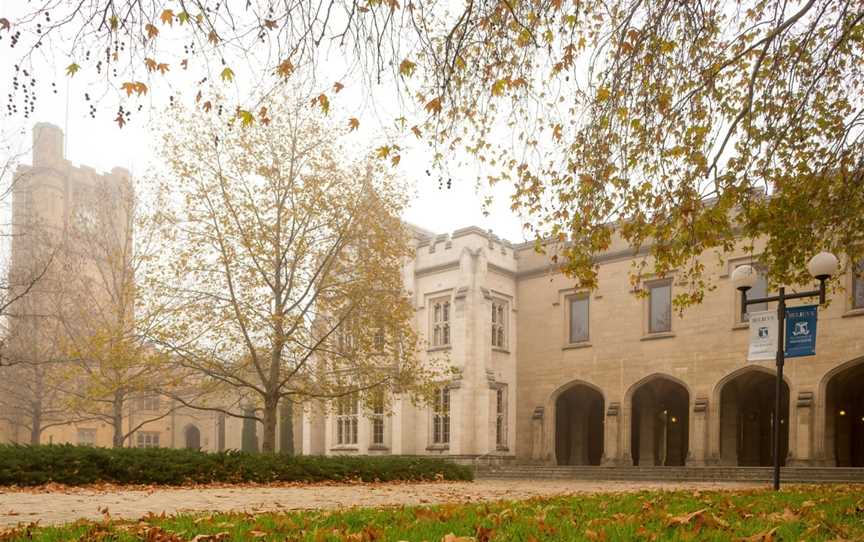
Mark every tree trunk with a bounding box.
[30,399,42,445]
[279,400,294,455]
[112,392,125,448]
[261,394,279,453]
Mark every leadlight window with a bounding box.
[431,298,451,347]
[370,391,385,446]
[739,266,768,322]
[491,300,507,348]
[335,394,358,446]
[854,261,864,310]
[431,387,451,445]
[136,431,160,448]
[569,295,589,343]
[137,394,160,412]
[648,281,672,333]
[495,387,507,449]
[77,428,96,447]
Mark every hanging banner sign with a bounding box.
[785,304,818,358]
[748,310,777,361]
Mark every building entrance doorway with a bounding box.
[184,424,201,450]
[555,384,604,465]
[719,370,789,466]
[630,377,689,466]
[825,361,864,467]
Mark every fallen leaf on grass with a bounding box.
[736,527,779,542]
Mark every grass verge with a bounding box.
[3,484,863,541]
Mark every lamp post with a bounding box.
[731,251,839,491]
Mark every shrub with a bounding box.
[0,444,473,486]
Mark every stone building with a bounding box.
[305,225,864,467]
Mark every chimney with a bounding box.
[32,123,64,166]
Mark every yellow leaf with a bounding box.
[109,16,118,31]
[491,79,507,97]
[177,11,190,25]
[348,118,360,131]
[597,87,611,101]
[145,23,159,39]
[425,96,442,115]
[333,81,345,93]
[376,146,391,158]
[121,82,137,96]
[399,59,416,77]
[157,62,170,75]
[65,63,81,77]
[144,58,157,72]
[237,110,254,127]
[220,67,234,81]
[160,9,174,26]
[553,123,563,141]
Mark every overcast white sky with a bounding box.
[0,0,528,243]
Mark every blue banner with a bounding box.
[785,305,818,358]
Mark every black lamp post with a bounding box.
[731,251,839,491]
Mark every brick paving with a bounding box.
[0,480,762,526]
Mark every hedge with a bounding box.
[0,444,473,486]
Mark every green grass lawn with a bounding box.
[3,484,863,541]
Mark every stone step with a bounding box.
[474,466,864,483]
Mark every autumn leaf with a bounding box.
[144,58,157,72]
[348,118,360,131]
[491,79,507,96]
[237,110,254,127]
[208,30,219,44]
[425,96,442,115]
[220,67,234,82]
[314,94,329,114]
[202,101,212,112]
[145,23,159,39]
[181,58,188,69]
[553,124,563,141]
[157,63,169,75]
[177,11,190,25]
[121,81,148,96]
[596,87,611,101]
[263,19,277,29]
[0,18,10,31]
[276,59,294,78]
[160,9,174,26]
[736,527,779,542]
[114,112,126,128]
[195,91,202,103]
[65,63,81,77]
[399,59,416,77]
[411,125,422,139]
[109,15,118,30]
[376,146,391,159]
[391,154,401,166]
[333,81,345,93]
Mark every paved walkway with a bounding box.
[0,480,761,526]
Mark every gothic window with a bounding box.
[738,265,768,322]
[491,300,507,348]
[495,387,508,449]
[648,280,672,333]
[568,295,589,343]
[77,428,96,446]
[136,431,160,448]
[137,394,160,412]
[370,391,385,446]
[431,387,451,445]
[430,298,451,347]
[335,394,358,446]
[853,261,864,310]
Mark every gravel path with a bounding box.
[0,480,761,526]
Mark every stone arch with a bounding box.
[714,366,790,466]
[184,424,201,450]
[548,380,606,466]
[818,356,864,466]
[625,374,690,466]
